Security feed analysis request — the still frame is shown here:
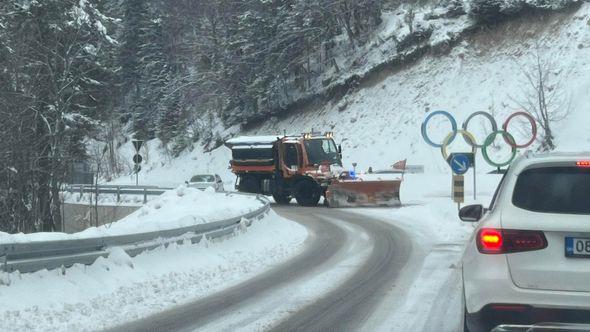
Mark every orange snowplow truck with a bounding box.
[225,132,401,207]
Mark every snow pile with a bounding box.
[0,210,307,332]
[0,186,265,243]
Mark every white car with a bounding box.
[186,174,224,192]
[460,153,590,332]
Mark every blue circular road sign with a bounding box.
[450,154,471,175]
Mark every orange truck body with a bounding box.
[225,133,401,207]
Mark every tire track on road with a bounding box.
[269,209,412,332]
[108,207,346,332]
[109,206,413,332]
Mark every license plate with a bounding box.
[565,237,590,258]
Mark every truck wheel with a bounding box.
[272,192,291,204]
[295,180,321,207]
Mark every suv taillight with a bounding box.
[477,228,548,254]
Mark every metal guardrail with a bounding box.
[65,184,174,203]
[0,193,270,274]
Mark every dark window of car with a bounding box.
[512,167,590,214]
[191,175,215,182]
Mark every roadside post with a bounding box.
[448,152,476,200]
[132,140,144,186]
[452,174,465,209]
[449,153,471,210]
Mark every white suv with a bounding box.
[460,153,590,332]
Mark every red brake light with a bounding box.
[478,229,503,253]
[477,228,547,254]
[576,161,590,168]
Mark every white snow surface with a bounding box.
[0,187,263,243]
[0,210,307,332]
[225,135,282,145]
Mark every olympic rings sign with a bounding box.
[421,110,538,168]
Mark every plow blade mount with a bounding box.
[326,180,401,208]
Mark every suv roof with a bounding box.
[509,151,590,174]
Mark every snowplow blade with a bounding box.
[325,180,401,208]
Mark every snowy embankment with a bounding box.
[0,188,308,332]
[1,186,264,243]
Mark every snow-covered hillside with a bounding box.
[111,3,590,187]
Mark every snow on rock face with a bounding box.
[246,3,590,173]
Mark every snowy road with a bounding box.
[110,205,422,332]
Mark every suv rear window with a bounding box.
[512,167,590,214]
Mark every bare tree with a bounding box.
[483,94,501,150]
[404,6,415,33]
[510,44,571,151]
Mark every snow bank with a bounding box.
[0,210,307,332]
[0,186,264,243]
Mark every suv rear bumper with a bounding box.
[463,252,590,313]
[466,304,590,332]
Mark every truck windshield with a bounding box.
[304,139,341,165]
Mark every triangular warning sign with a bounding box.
[132,140,143,152]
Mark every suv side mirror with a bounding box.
[459,204,484,222]
[338,144,342,154]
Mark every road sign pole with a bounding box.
[136,171,138,186]
[473,161,477,200]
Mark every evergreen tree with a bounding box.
[0,0,117,232]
